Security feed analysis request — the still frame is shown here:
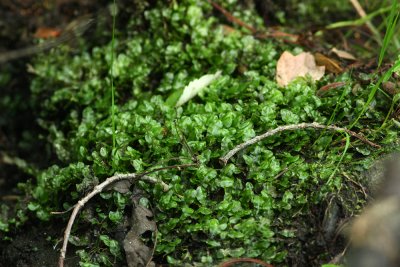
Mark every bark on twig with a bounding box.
[58,173,169,267]
[219,122,381,165]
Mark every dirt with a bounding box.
[0,222,80,267]
[0,2,105,266]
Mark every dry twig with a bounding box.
[207,0,298,43]
[58,173,169,267]
[219,122,380,165]
[348,0,381,45]
[207,0,257,33]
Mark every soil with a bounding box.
[0,1,105,266]
[0,222,80,267]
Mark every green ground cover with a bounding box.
[1,0,400,266]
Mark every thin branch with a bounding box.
[273,167,289,180]
[349,0,367,18]
[219,122,381,165]
[348,0,381,45]
[51,205,76,215]
[342,171,368,199]
[207,0,257,33]
[145,225,158,267]
[140,163,198,176]
[58,173,168,267]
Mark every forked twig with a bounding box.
[219,122,381,165]
[58,173,169,267]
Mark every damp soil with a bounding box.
[0,1,106,266]
[0,223,80,267]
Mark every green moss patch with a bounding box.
[2,0,399,266]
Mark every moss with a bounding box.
[2,0,399,266]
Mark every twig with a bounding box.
[342,171,368,199]
[348,0,381,45]
[219,122,381,165]
[207,0,257,33]
[349,0,367,18]
[273,167,289,180]
[58,173,169,267]
[51,205,76,215]
[207,0,298,43]
[317,82,347,96]
[329,241,350,264]
[145,225,158,267]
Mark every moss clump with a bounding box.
[2,0,399,266]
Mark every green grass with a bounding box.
[111,1,117,169]
[350,0,400,129]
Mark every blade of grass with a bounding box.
[312,81,349,152]
[327,132,350,188]
[111,1,117,168]
[350,0,400,129]
[326,6,391,29]
[351,60,400,128]
[348,0,382,45]
[378,0,399,67]
[382,93,400,127]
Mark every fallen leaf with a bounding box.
[314,53,343,74]
[110,180,132,194]
[123,193,157,267]
[331,47,357,61]
[276,51,325,86]
[317,82,346,96]
[221,24,237,35]
[175,70,222,107]
[33,27,61,39]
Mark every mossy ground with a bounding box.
[1,1,399,266]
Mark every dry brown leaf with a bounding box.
[331,47,357,61]
[110,180,132,194]
[317,81,346,96]
[123,191,157,267]
[33,27,61,39]
[276,51,325,87]
[314,53,343,74]
[221,24,237,35]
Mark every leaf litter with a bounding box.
[276,51,325,86]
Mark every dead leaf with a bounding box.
[276,51,325,87]
[110,180,132,194]
[221,24,237,35]
[317,81,346,96]
[314,53,343,74]
[331,47,357,61]
[123,193,157,267]
[33,27,61,39]
[382,81,400,95]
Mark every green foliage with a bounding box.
[6,0,398,265]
